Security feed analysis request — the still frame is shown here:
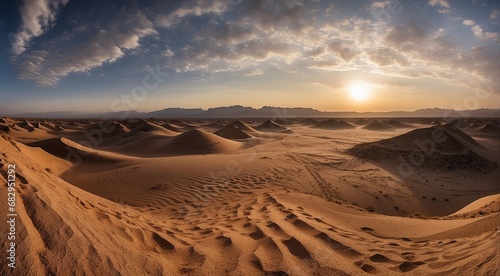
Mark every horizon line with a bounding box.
[3,105,500,116]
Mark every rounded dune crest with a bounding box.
[214,124,253,139]
[362,120,395,131]
[313,119,356,130]
[165,129,242,155]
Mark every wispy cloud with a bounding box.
[11,0,69,55]
[428,0,450,14]
[16,8,156,86]
[7,0,500,95]
[155,0,228,28]
[491,8,499,20]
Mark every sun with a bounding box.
[347,82,371,102]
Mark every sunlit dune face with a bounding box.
[347,82,371,102]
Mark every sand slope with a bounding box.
[363,120,395,131]
[450,195,500,216]
[160,123,182,132]
[230,120,259,132]
[348,125,497,173]
[0,119,499,275]
[164,129,242,155]
[385,120,414,129]
[480,123,500,135]
[314,119,356,130]
[214,124,254,139]
[122,120,178,138]
[254,120,290,132]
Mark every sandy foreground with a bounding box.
[0,118,499,275]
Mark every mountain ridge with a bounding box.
[4,106,500,118]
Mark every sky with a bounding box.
[0,0,499,115]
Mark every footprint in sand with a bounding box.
[369,254,391,263]
[282,237,312,259]
[398,261,425,272]
[359,263,377,274]
[151,232,175,251]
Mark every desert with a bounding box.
[1,0,500,275]
[1,116,499,275]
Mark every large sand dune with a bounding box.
[0,118,499,275]
[255,120,290,132]
[349,125,497,173]
[313,119,356,130]
[214,124,254,139]
[164,129,242,155]
[362,120,395,131]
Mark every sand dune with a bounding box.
[203,119,228,129]
[16,120,36,132]
[27,138,78,158]
[0,118,499,275]
[301,118,319,126]
[362,120,395,131]
[0,123,8,132]
[419,118,435,124]
[480,123,500,135]
[275,118,292,125]
[160,123,182,132]
[468,122,486,130]
[450,194,500,216]
[229,120,259,132]
[445,119,472,129]
[214,124,254,139]
[17,142,73,175]
[121,120,178,138]
[164,129,242,155]
[313,119,356,130]
[168,119,199,130]
[85,120,129,138]
[432,119,445,125]
[40,121,64,131]
[384,120,414,129]
[26,137,127,164]
[349,125,497,173]
[255,120,291,132]
[354,118,370,125]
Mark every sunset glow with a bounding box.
[348,82,371,102]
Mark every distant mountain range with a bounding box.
[5,106,500,119]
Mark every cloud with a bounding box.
[161,1,311,75]
[327,40,359,62]
[367,48,409,67]
[470,25,498,40]
[428,0,449,8]
[428,0,450,13]
[384,22,428,50]
[15,8,156,86]
[491,8,499,20]
[462,19,475,26]
[244,69,263,76]
[155,0,228,28]
[241,0,314,36]
[213,23,255,43]
[471,25,484,37]
[164,3,497,94]
[11,0,69,55]
[371,1,389,9]
[9,0,499,95]
[306,47,326,57]
[164,47,175,57]
[17,32,125,86]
